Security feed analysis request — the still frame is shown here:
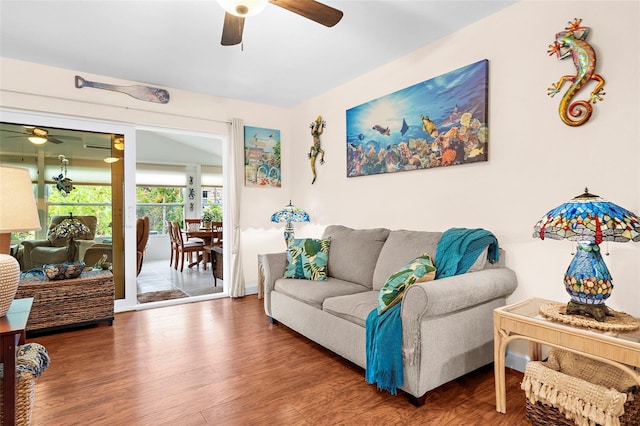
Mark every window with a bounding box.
[202,186,223,221]
[136,186,185,235]
[47,184,112,238]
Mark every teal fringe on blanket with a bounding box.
[435,228,499,279]
[365,303,403,395]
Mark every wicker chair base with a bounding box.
[526,393,640,426]
[0,370,36,425]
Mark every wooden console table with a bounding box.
[16,270,114,334]
[494,298,640,414]
[0,297,33,426]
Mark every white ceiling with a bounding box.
[0,0,517,108]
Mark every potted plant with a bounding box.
[201,210,215,229]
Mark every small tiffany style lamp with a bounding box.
[533,188,640,321]
[271,201,310,247]
[50,213,91,263]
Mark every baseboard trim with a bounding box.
[505,349,528,373]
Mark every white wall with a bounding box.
[287,0,640,317]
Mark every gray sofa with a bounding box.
[261,225,518,406]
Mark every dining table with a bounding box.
[184,227,222,246]
[184,227,222,270]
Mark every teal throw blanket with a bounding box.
[435,228,499,279]
[365,303,403,395]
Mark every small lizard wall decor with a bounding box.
[309,116,326,184]
[547,18,605,127]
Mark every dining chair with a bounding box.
[184,219,205,243]
[167,221,178,269]
[171,221,205,272]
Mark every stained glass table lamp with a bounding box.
[533,188,640,321]
[50,213,91,263]
[271,201,310,247]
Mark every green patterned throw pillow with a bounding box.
[377,253,436,314]
[284,238,331,281]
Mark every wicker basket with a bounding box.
[0,369,36,425]
[526,395,640,426]
[523,349,640,426]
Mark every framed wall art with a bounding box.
[244,125,281,187]
[346,59,488,178]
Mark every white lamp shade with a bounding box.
[0,165,41,232]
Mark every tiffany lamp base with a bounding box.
[563,242,612,322]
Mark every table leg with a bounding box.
[494,323,507,414]
[2,332,20,426]
[529,341,542,361]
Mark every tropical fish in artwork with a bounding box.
[420,115,438,138]
[400,118,409,136]
[441,105,461,127]
[468,147,484,158]
[372,125,390,136]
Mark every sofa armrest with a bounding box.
[401,268,518,321]
[261,252,288,317]
[400,267,517,395]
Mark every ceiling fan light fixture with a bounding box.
[103,156,120,164]
[217,0,268,17]
[113,136,124,151]
[28,136,48,145]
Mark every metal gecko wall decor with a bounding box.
[75,75,170,104]
[309,116,325,184]
[547,18,605,127]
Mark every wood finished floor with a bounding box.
[27,296,528,425]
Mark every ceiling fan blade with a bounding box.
[47,137,64,144]
[49,134,82,141]
[221,12,245,46]
[269,0,343,27]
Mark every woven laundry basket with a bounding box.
[0,343,50,425]
[522,349,639,426]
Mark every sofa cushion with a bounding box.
[274,277,369,309]
[377,253,436,314]
[323,291,379,328]
[284,237,331,281]
[321,225,390,288]
[372,230,442,290]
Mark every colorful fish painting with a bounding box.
[346,59,488,178]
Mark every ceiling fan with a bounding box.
[0,126,78,145]
[219,0,343,46]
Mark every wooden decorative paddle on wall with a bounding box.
[75,75,170,104]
